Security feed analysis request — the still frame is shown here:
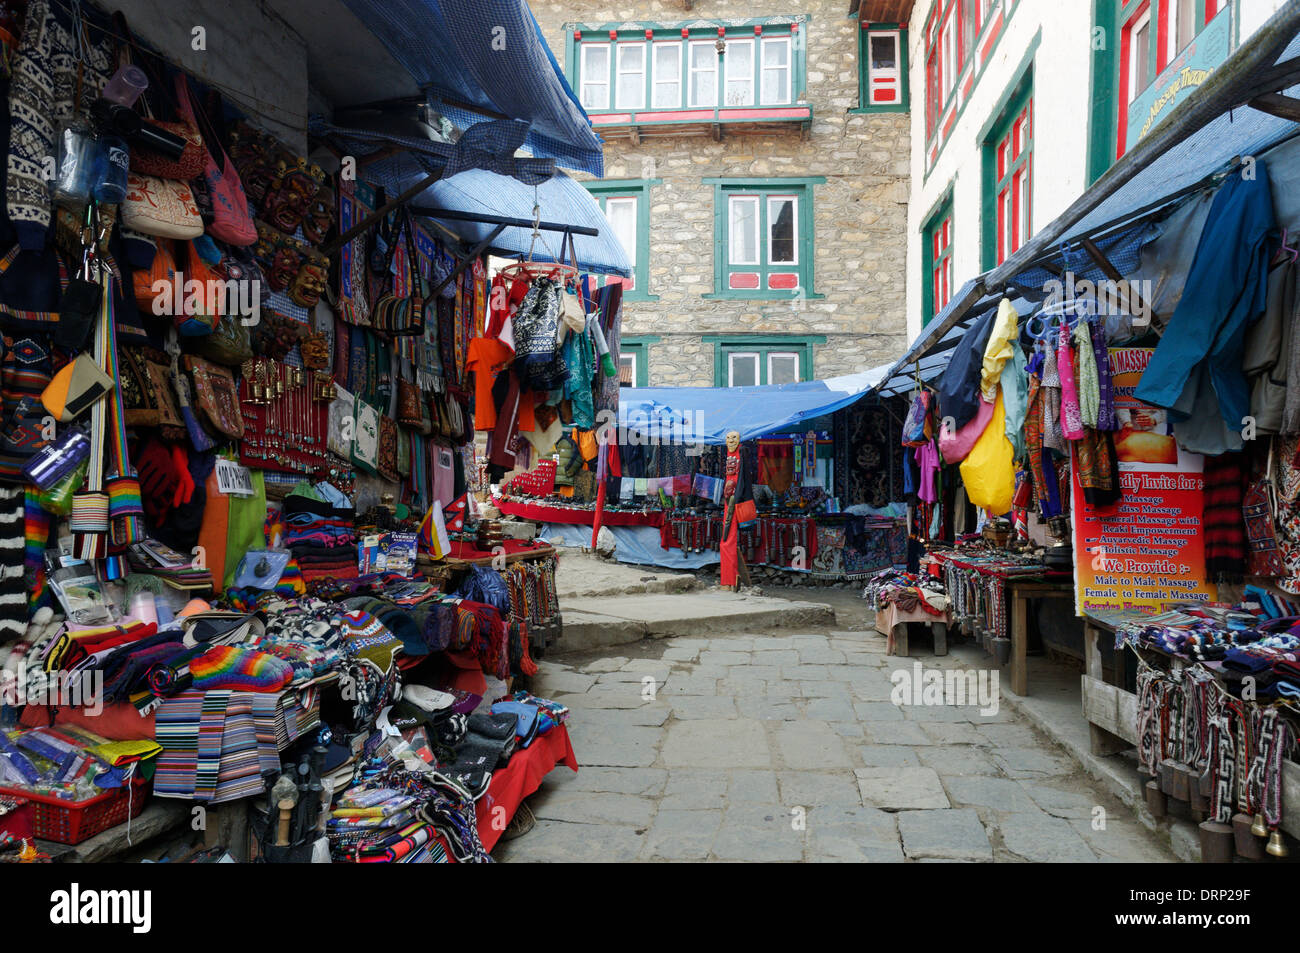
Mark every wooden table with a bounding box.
[1005,579,1075,697]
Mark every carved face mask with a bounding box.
[726,430,741,453]
[302,185,336,246]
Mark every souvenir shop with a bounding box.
[862,34,1300,860]
[0,0,631,862]
[493,377,908,584]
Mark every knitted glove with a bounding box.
[137,438,179,526]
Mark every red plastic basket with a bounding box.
[0,779,148,845]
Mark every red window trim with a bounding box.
[932,215,953,315]
[1115,0,1151,159]
[994,100,1031,266]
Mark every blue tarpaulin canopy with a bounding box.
[308,120,630,276]
[416,169,633,277]
[340,0,604,176]
[619,373,886,445]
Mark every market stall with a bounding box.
[491,374,908,582]
[0,0,626,863]
[860,9,1300,861]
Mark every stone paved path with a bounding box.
[494,627,1178,863]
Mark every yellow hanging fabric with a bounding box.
[980,297,1019,402]
[960,387,1015,514]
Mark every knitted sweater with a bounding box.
[6,0,113,249]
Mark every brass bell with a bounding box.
[1267,829,1289,858]
[1251,812,1268,837]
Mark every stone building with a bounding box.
[528,1,912,387]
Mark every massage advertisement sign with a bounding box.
[1073,347,1217,613]
[1124,6,1232,153]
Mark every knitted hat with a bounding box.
[340,609,402,672]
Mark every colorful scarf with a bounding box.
[190,645,294,692]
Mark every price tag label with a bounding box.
[214,459,255,497]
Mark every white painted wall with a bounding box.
[902,0,1293,344]
[903,0,1094,342]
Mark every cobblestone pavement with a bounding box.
[495,627,1177,863]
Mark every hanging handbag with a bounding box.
[184,355,244,439]
[902,390,933,447]
[173,241,221,337]
[42,354,114,423]
[372,209,428,336]
[133,236,176,312]
[197,312,253,365]
[110,12,206,182]
[122,173,203,240]
[129,114,205,181]
[175,74,257,247]
[397,378,424,430]
[1245,443,1287,577]
[170,358,216,451]
[378,414,400,482]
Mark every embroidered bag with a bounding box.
[902,390,932,447]
[122,174,203,240]
[184,355,244,439]
[175,74,257,247]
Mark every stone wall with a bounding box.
[529,0,911,386]
[109,0,309,150]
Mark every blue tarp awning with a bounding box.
[619,374,885,445]
[418,169,633,277]
[341,0,604,176]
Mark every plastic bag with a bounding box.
[39,459,88,515]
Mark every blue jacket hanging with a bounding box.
[1134,162,1276,454]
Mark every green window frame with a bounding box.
[979,70,1033,272]
[566,18,808,115]
[584,179,660,302]
[854,23,908,113]
[1089,0,1231,179]
[618,335,657,387]
[921,192,954,327]
[703,335,824,387]
[702,177,824,300]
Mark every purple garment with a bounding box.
[915,440,939,503]
[1092,321,1117,431]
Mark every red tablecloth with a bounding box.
[445,538,552,561]
[476,724,578,852]
[496,498,663,527]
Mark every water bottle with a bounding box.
[53,120,96,208]
[93,134,129,204]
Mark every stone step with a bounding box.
[555,591,836,652]
[554,554,700,600]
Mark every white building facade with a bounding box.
[900,0,1292,342]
